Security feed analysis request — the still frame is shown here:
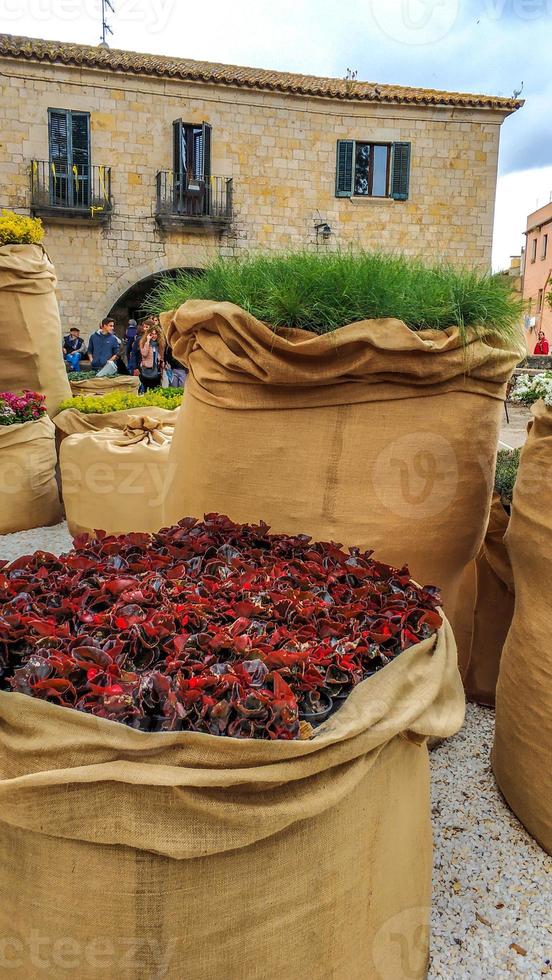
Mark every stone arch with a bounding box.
[90,254,206,329]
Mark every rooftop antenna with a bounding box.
[99,0,114,48]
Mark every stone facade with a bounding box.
[0,37,520,337]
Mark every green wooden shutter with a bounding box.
[391,142,411,200]
[335,140,354,197]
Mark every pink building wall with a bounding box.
[523,201,552,351]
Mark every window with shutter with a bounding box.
[172,120,212,215]
[390,142,411,201]
[48,109,90,208]
[335,139,411,200]
[336,140,354,197]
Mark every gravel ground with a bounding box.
[1,523,551,979]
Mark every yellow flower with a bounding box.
[0,210,44,246]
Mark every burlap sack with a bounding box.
[462,494,514,707]
[161,301,522,673]
[60,416,174,537]
[69,375,140,397]
[0,416,61,534]
[493,399,552,853]
[0,616,464,980]
[54,405,179,440]
[0,243,71,416]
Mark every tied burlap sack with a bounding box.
[69,375,140,397]
[462,494,514,707]
[53,405,180,441]
[493,399,552,853]
[0,416,61,534]
[0,617,464,980]
[60,416,174,538]
[0,244,71,416]
[161,301,522,674]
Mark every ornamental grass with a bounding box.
[0,514,442,739]
[149,251,523,342]
[58,388,183,415]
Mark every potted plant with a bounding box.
[0,514,464,977]
[152,251,524,675]
[493,398,552,854]
[461,448,519,706]
[0,210,71,416]
[0,390,61,533]
[53,388,183,440]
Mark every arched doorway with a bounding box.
[106,268,200,340]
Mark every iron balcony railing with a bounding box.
[156,172,233,224]
[30,160,113,219]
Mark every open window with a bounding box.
[336,140,411,200]
[172,120,212,215]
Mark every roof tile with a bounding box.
[0,34,523,113]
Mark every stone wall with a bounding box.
[0,56,509,335]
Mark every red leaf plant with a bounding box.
[0,515,443,740]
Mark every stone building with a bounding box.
[0,34,522,337]
[522,201,552,348]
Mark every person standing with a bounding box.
[534,330,550,355]
[126,318,138,369]
[139,325,164,390]
[62,327,86,372]
[87,318,121,373]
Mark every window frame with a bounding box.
[47,108,91,209]
[353,141,392,199]
[542,234,548,260]
[531,238,538,263]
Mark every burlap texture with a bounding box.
[463,494,514,706]
[69,375,140,397]
[60,416,174,538]
[161,301,522,674]
[493,400,552,852]
[0,416,61,534]
[54,405,179,438]
[0,616,464,979]
[0,243,71,416]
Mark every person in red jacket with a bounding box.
[534,331,550,355]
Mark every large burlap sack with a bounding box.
[493,399,552,853]
[69,375,140,397]
[0,617,464,980]
[0,243,71,416]
[0,416,61,534]
[60,416,174,537]
[54,405,179,441]
[462,494,514,707]
[161,301,521,673]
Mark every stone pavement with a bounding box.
[499,403,532,450]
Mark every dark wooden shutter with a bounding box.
[202,122,212,181]
[49,110,68,163]
[335,140,354,197]
[71,113,90,168]
[173,119,184,174]
[391,142,411,200]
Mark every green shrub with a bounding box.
[495,448,520,506]
[58,388,183,415]
[67,370,98,382]
[148,251,523,341]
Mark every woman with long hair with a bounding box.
[139,325,165,390]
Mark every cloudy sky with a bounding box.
[1,0,551,269]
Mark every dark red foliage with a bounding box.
[0,514,442,740]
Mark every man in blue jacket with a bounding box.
[88,318,121,372]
